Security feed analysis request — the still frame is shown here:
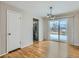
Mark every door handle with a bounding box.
[8,33,11,35]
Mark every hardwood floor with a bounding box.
[0,41,79,58]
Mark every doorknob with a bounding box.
[8,33,11,35]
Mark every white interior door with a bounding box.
[7,10,21,52]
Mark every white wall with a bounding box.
[67,17,74,45]
[38,18,44,41]
[0,2,9,55]
[73,13,79,46]
[43,18,49,40]
[21,14,44,48]
[21,12,33,48]
[21,14,44,47]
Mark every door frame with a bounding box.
[33,18,39,42]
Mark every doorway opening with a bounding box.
[33,18,39,42]
[48,18,67,43]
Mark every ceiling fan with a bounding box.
[47,6,55,20]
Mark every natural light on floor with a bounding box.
[50,34,67,42]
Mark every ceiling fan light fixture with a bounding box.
[49,16,55,19]
[47,6,55,20]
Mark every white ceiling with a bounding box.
[4,1,79,17]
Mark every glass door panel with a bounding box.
[49,18,67,42]
[60,19,67,42]
[49,20,59,41]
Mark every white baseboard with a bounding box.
[0,52,7,57]
[21,42,33,48]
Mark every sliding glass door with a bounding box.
[60,19,67,42]
[48,18,67,42]
[49,20,59,41]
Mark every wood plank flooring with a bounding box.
[0,41,79,58]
